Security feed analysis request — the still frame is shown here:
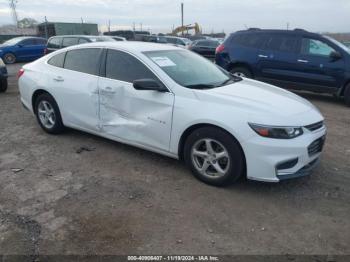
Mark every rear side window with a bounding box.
[47,38,61,49]
[48,52,66,68]
[20,39,36,46]
[231,34,265,48]
[35,39,47,45]
[62,37,79,48]
[166,38,177,44]
[64,48,101,75]
[78,38,90,44]
[301,38,336,57]
[105,49,157,82]
[264,35,297,53]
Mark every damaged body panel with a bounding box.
[98,78,174,152]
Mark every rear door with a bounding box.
[98,49,174,152]
[256,33,299,85]
[56,48,103,131]
[293,37,346,92]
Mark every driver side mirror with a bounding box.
[330,51,342,61]
[133,79,168,92]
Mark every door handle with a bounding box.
[53,76,64,82]
[101,86,116,94]
[298,59,309,63]
[258,54,268,58]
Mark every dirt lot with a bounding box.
[0,63,349,257]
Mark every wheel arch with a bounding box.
[227,62,254,77]
[178,123,247,172]
[31,89,52,112]
[340,79,350,96]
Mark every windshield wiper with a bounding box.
[185,84,217,89]
[215,75,243,87]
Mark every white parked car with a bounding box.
[19,42,327,186]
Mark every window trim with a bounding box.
[100,48,171,93]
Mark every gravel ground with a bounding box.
[0,63,349,257]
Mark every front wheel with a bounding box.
[184,127,245,186]
[0,78,8,92]
[344,83,350,107]
[230,67,252,78]
[34,93,65,134]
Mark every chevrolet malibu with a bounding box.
[18,42,327,186]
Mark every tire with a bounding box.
[34,93,65,134]
[230,67,252,78]
[0,78,8,93]
[184,127,245,187]
[3,53,16,64]
[344,83,350,107]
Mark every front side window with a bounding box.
[301,38,336,56]
[144,50,231,88]
[62,37,79,48]
[35,39,47,45]
[105,49,157,82]
[48,52,66,68]
[64,48,101,75]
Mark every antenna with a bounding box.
[8,0,19,27]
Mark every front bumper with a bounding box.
[242,125,327,182]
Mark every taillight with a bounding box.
[18,68,25,78]
[216,44,225,54]
[44,48,48,55]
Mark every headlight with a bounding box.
[0,58,4,67]
[249,123,303,139]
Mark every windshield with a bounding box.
[144,50,235,88]
[3,37,25,45]
[324,35,350,54]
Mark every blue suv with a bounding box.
[216,29,350,106]
[0,36,47,64]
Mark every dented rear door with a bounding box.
[98,49,175,152]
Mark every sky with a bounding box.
[0,0,349,34]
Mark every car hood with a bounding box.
[194,78,323,126]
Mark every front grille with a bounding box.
[308,136,326,156]
[305,121,324,132]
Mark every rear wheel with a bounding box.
[184,127,245,186]
[230,67,252,78]
[344,83,350,107]
[0,78,8,92]
[3,53,16,64]
[34,93,64,134]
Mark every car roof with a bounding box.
[49,35,108,39]
[64,41,181,53]
[234,28,320,38]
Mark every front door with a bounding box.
[293,37,346,92]
[98,49,174,152]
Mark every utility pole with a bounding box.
[287,22,290,30]
[140,23,143,32]
[44,16,48,39]
[108,20,111,33]
[181,2,184,36]
[133,22,135,32]
[9,0,19,28]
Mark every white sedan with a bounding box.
[18,42,327,186]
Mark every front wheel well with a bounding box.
[178,124,246,167]
[32,89,51,112]
[340,79,350,96]
[227,63,254,77]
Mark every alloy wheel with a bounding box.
[38,101,56,129]
[191,138,231,178]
